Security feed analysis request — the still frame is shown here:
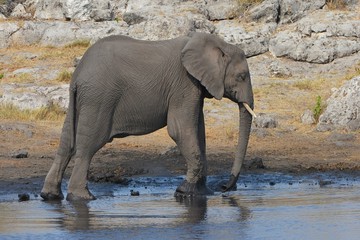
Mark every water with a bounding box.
[1,173,360,240]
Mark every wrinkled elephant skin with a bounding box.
[40,33,254,201]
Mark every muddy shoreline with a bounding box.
[1,118,359,199]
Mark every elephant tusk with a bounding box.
[243,103,257,118]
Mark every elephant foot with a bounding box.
[174,178,213,199]
[41,183,64,201]
[40,191,64,201]
[66,188,96,201]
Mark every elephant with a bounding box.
[40,32,256,201]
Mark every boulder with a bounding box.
[10,4,31,18]
[317,76,360,131]
[0,22,20,48]
[5,20,128,48]
[203,0,238,21]
[301,109,316,125]
[278,0,326,24]
[33,0,65,20]
[269,10,360,63]
[215,21,276,57]
[248,0,280,23]
[0,84,69,110]
[254,113,278,128]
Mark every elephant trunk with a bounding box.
[221,103,253,192]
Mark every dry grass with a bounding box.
[0,44,88,85]
[55,69,73,83]
[293,78,326,90]
[0,103,66,122]
[326,0,348,10]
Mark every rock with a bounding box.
[268,60,292,77]
[278,0,326,24]
[245,157,265,169]
[215,21,276,57]
[122,12,145,25]
[130,190,140,196]
[248,0,280,23]
[0,22,20,48]
[270,11,360,63]
[254,113,278,128]
[33,0,64,20]
[319,180,333,187]
[11,150,29,158]
[0,84,69,110]
[0,13,6,19]
[301,109,316,125]
[0,123,34,138]
[10,4,31,19]
[128,15,214,41]
[317,76,360,131]
[18,193,30,202]
[6,21,128,48]
[203,0,238,21]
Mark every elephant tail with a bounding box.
[69,85,77,154]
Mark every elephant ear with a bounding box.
[181,33,229,100]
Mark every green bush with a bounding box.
[313,96,323,121]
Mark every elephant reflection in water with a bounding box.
[44,195,251,232]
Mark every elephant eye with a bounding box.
[236,73,247,82]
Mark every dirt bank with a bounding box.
[1,113,359,188]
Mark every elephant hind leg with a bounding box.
[66,107,113,201]
[41,114,74,200]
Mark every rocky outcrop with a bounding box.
[269,10,360,63]
[317,76,360,132]
[0,0,358,62]
[0,0,359,135]
[0,84,69,110]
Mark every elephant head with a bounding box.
[181,33,256,191]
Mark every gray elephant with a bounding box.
[40,32,256,201]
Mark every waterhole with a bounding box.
[1,173,360,239]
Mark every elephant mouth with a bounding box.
[243,102,257,118]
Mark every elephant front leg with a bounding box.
[168,109,213,198]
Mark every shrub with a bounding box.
[313,96,323,122]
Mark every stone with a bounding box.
[248,0,280,23]
[254,113,278,128]
[278,0,326,24]
[268,61,292,77]
[301,109,316,125]
[245,157,265,169]
[0,22,20,48]
[215,21,276,57]
[18,193,30,202]
[0,84,69,110]
[11,149,29,159]
[33,0,65,20]
[0,12,6,19]
[203,0,238,21]
[10,4,31,19]
[122,12,145,25]
[317,76,360,131]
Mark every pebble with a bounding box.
[18,193,30,202]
